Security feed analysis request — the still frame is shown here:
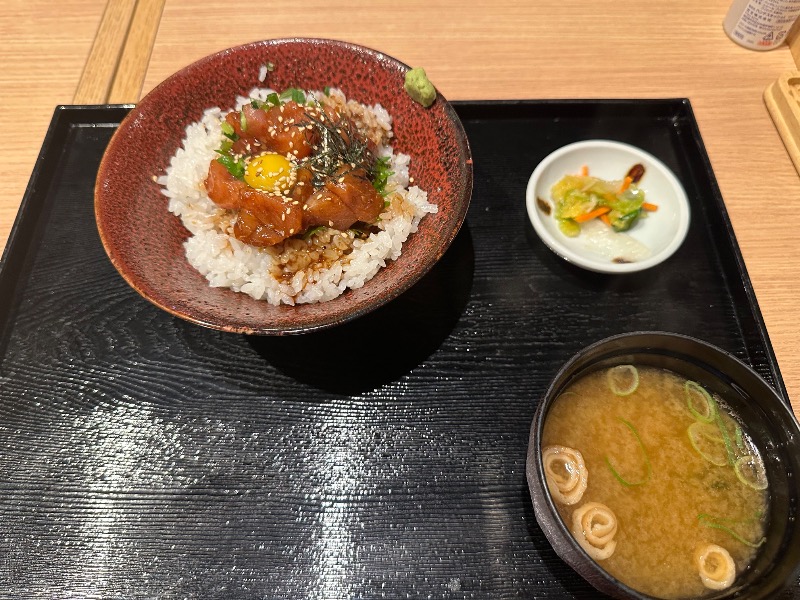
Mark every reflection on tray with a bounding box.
[0,103,792,598]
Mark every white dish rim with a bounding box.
[525,140,691,274]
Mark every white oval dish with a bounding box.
[526,140,690,274]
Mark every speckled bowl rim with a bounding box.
[95,38,473,335]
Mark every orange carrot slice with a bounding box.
[575,206,611,223]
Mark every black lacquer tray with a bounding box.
[0,101,797,599]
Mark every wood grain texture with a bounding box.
[107,0,165,103]
[132,0,800,420]
[0,0,105,255]
[72,0,137,104]
[1,1,799,594]
[2,105,797,599]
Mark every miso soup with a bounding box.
[542,366,768,599]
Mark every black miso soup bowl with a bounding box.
[526,331,800,600]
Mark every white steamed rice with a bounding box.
[157,87,437,305]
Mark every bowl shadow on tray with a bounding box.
[247,225,475,396]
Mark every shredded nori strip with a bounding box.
[299,110,378,188]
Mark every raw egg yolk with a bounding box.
[244,152,294,192]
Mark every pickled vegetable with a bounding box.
[550,166,652,237]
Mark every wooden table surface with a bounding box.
[2,0,799,419]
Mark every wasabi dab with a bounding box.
[404,67,436,108]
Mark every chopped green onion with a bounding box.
[606,417,651,486]
[349,227,370,239]
[734,421,745,450]
[716,411,745,455]
[714,410,737,466]
[697,513,766,548]
[279,87,306,104]
[323,85,331,96]
[220,122,238,141]
[734,455,768,491]
[371,156,393,196]
[239,111,248,133]
[687,421,728,466]
[264,61,275,72]
[686,381,716,423]
[216,154,245,180]
[302,225,325,241]
[607,365,639,396]
[250,98,271,110]
[216,138,233,154]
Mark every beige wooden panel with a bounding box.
[73,0,138,103]
[0,0,107,251]
[108,0,166,103]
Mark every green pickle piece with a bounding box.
[558,219,581,237]
[550,173,647,235]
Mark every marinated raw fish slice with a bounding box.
[302,189,360,230]
[204,159,248,210]
[290,166,314,205]
[208,97,384,247]
[303,167,384,230]
[227,101,315,159]
[233,189,303,247]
